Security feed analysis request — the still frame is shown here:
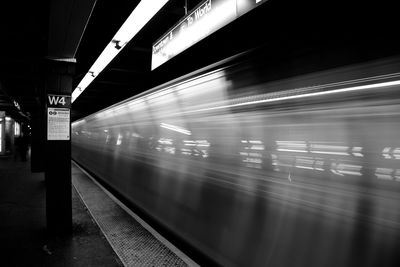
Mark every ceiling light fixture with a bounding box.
[72,0,170,103]
[112,40,123,50]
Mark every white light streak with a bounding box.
[183,79,400,114]
[116,134,123,145]
[158,138,173,145]
[277,148,308,153]
[296,165,314,170]
[395,170,400,181]
[311,151,349,156]
[160,123,191,135]
[184,143,197,146]
[376,168,393,180]
[197,143,210,147]
[250,145,264,150]
[382,147,392,159]
[393,148,400,159]
[339,170,362,176]
[242,158,262,164]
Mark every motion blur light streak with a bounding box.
[351,147,363,157]
[116,134,123,145]
[393,148,400,159]
[375,168,394,180]
[183,78,400,114]
[160,122,192,135]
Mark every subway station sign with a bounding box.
[47,94,71,141]
[151,0,267,70]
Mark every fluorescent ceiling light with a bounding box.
[72,74,96,101]
[72,0,170,103]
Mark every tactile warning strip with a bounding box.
[71,161,199,267]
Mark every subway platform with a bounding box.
[0,152,198,267]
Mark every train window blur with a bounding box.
[240,140,264,169]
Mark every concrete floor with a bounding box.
[0,154,123,267]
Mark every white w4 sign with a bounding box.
[48,96,66,105]
[47,94,71,108]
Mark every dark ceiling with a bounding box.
[1,0,400,123]
[0,0,48,120]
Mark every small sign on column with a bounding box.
[47,94,71,141]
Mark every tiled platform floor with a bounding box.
[71,161,199,267]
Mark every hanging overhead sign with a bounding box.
[151,0,268,70]
[47,94,71,141]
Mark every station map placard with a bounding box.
[47,107,70,140]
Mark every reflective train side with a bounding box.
[72,54,400,267]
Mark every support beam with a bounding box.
[45,59,74,235]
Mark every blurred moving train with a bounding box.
[72,51,400,267]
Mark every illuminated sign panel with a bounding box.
[152,0,268,70]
